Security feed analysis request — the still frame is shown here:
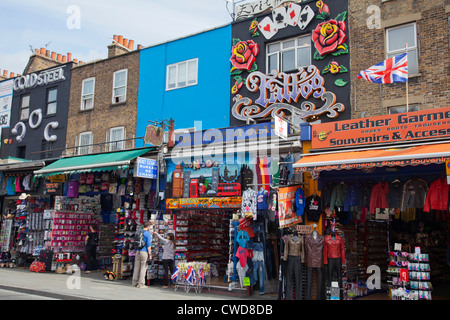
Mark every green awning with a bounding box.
[34,148,155,177]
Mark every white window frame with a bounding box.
[388,104,419,114]
[112,69,128,104]
[386,22,419,76]
[46,88,57,115]
[81,77,95,110]
[266,34,311,73]
[166,58,198,91]
[20,94,30,120]
[78,131,93,155]
[108,126,126,151]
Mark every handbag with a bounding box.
[29,261,46,273]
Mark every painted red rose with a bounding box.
[312,19,347,56]
[230,40,259,71]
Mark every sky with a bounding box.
[0,0,236,75]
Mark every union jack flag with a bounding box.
[171,267,179,282]
[185,266,197,285]
[358,53,408,84]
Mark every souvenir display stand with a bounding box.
[173,261,211,293]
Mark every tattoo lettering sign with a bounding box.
[231,66,345,122]
[235,0,304,20]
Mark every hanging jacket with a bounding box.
[369,181,389,214]
[424,178,449,212]
[387,180,404,209]
[344,182,361,211]
[401,178,428,211]
[330,183,347,211]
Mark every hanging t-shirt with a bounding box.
[236,246,253,268]
[242,188,257,219]
[295,187,306,216]
[236,230,250,248]
[305,194,322,221]
[257,188,268,210]
[268,189,278,221]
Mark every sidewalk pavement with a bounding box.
[0,267,272,300]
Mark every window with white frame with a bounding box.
[109,126,125,151]
[166,59,198,90]
[78,131,93,155]
[81,78,95,110]
[112,69,127,104]
[47,88,57,115]
[386,23,419,76]
[267,35,311,73]
[388,104,419,114]
[20,94,30,120]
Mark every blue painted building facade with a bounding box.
[136,24,231,146]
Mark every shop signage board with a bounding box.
[278,186,302,228]
[45,182,62,194]
[134,157,158,179]
[0,79,13,128]
[166,196,242,209]
[311,107,450,150]
[274,115,288,140]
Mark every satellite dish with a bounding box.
[144,125,164,146]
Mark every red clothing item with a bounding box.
[369,181,389,214]
[236,246,253,268]
[424,178,449,212]
[324,235,345,265]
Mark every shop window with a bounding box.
[81,78,95,110]
[109,126,125,151]
[267,34,311,73]
[386,23,419,76]
[78,131,93,155]
[47,88,57,115]
[20,94,30,120]
[112,69,127,104]
[166,59,198,90]
[388,104,419,114]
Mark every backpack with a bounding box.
[134,230,145,249]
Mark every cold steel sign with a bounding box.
[311,107,450,150]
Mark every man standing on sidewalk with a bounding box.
[132,221,152,288]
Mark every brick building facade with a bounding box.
[65,36,142,156]
[349,0,450,119]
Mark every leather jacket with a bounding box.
[424,178,448,212]
[283,234,304,262]
[324,235,345,264]
[305,233,324,268]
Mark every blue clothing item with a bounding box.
[138,230,152,252]
[252,260,265,294]
[257,189,268,210]
[295,188,306,216]
[284,153,294,181]
[237,230,250,248]
[344,183,360,211]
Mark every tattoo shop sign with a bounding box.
[235,0,308,20]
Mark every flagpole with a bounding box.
[405,43,409,112]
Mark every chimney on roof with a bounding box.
[108,34,136,58]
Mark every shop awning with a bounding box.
[33,148,155,177]
[294,142,450,173]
